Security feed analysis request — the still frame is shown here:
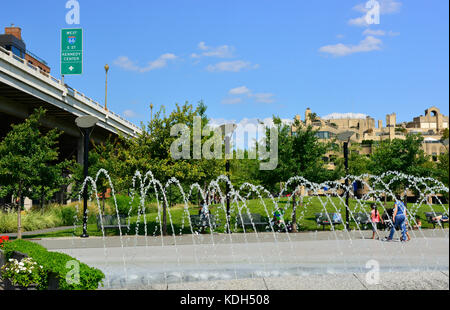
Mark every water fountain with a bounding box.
[51,170,448,289]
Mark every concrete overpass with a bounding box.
[0,45,141,162]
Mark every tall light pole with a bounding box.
[76,115,98,238]
[150,103,154,123]
[104,64,109,111]
[337,131,355,230]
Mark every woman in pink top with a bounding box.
[370,205,383,239]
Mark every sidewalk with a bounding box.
[2,226,74,238]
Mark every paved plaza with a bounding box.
[30,229,449,290]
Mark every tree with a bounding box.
[369,134,429,176]
[258,117,339,191]
[368,134,431,197]
[435,151,449,187]
[0,108,62,238]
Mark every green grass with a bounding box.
[9,196,448,239]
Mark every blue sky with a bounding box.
[1,0,449,126]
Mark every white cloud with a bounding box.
[319,36,382,57]
[250,93,275,104]
[229,86,251,95]
[353,0,402,15]
[206,60,259,72]
[123,109,138,118]
[113,56,140,71]
[225,86,275,104]
[350,0,402,27]
[322,112,368,120]
[192,41,235,58]
[348,16,371,27]
[221,98,243,105]
[362,29,400,37]
[113,53,177,73]
[363,29,386,36]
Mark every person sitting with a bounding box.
[412,216,422,230]
[432,214,449,222]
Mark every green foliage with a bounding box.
[435,151,449,187]
[369,134,430,176]
[1,240,104,290]
[257,117,339,192]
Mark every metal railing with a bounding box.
[0,45,140,133]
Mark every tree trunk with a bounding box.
[17,182,22,239]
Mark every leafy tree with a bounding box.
[368,134,431,197]
[257,117,338,192]
[435,151,449,187]
[0,108,62,238]
[369,134,429,176]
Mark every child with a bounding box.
[412,216,422,230]
[370,205,382,239]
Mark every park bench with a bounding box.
[315,213,343,230]
[425,212,448,228]
[354,212,371,229]
[97,214,129,230]
[236,213,268,231]
[190,214,218,231]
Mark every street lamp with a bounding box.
[75,115,98,238]
[219,124,237,233]
[150,103,154,123]
[104,64,109,111]
[337,131,355,230]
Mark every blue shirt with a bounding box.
[395,201,406,215]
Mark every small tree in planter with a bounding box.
[1,257,46,290]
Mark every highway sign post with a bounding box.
[61,28,83,75]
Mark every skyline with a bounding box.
[1,0,448,126]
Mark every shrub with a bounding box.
[1,240,104,290]
[60,206,78,226]
[111,194,141,216]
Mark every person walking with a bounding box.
[387,199,409,242]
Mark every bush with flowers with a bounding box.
[0,236,9,247]
[1,257,47,288]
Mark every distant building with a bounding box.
[293,106,449,168]
[0,25,50,74]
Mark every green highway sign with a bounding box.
[61,28,83,75]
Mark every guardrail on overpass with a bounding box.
[0,45,141,138]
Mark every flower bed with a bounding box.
[1,240,104,290]
[1,257,45,290]
[0,236,9,247]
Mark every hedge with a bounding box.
[1,240,104,290]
